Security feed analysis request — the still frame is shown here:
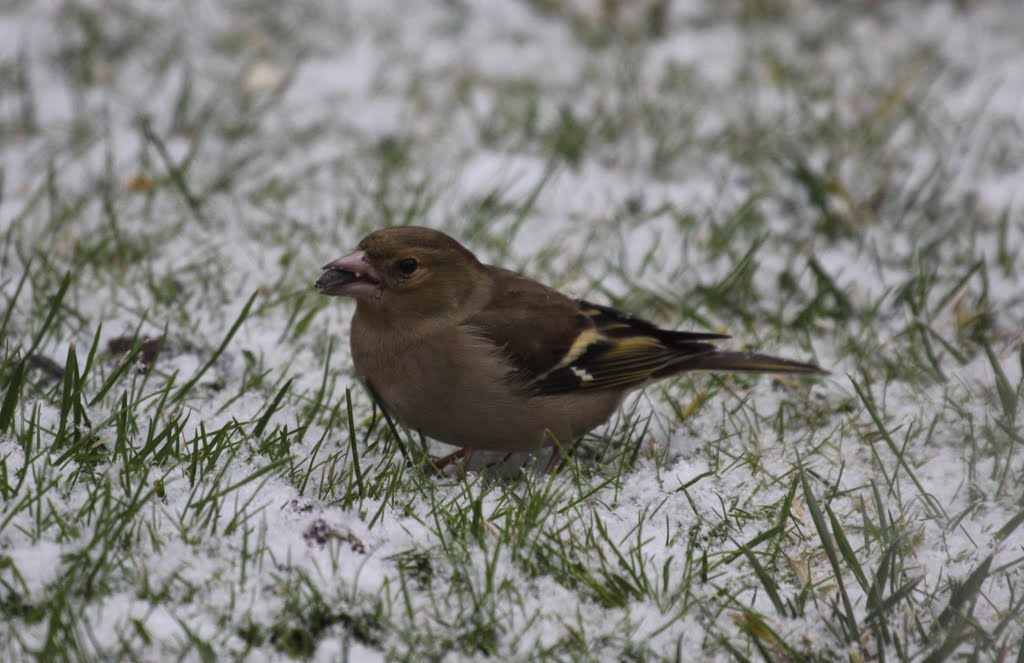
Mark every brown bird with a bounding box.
[316,226,825,470]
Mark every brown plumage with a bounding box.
[316,226,825,466]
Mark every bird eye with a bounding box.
[397,258,418,276]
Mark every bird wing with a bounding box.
[525,301,725,395]
[463,271,726,396]
[461,269,597,383]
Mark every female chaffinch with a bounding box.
[316,226,825,469]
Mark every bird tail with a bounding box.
[668,351,827,375]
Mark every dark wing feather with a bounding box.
[462,269,597,382]
[463,275,727,396]
[529,301,722,395]
[576,300,728,344]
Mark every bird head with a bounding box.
[317,226,489,319]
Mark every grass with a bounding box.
[2,0,1023,661]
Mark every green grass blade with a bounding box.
[172,291,258,403]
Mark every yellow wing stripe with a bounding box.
[549,327,601,371]
[600,335,664,359]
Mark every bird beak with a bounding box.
[316,249,381,298]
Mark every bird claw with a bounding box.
[431,447,474,471]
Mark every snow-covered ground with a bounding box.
[2,1,1022,660]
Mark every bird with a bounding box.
[316,226,826,471]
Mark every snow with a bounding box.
[2,0,1023,660]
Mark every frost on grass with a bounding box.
[1,1,1023,661]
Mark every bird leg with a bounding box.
[541,446,563,474]
[432,446,474,471]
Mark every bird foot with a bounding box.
[432,447,474,471]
